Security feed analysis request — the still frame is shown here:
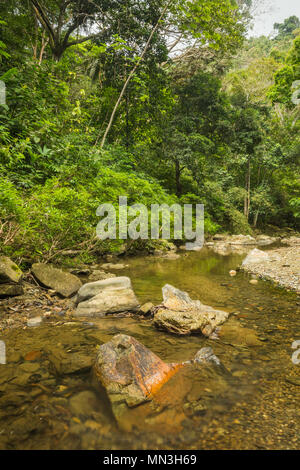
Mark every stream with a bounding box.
[0,247,299,449]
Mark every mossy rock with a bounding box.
[0,256,23,284]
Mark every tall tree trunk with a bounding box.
[253,209,259,227]
[244,155,251,221]
[99,0,172,149]
[175,160,182,197]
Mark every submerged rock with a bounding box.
[47,348,93,375]
[218,320,263,347]
[153,284,229,337]
[0,256,23,284]
[154,251,180,260]
[93,334,180,419]
[75,277,139,317]
[194,347,221,366]
[69,391,101,417]
[242,248,269,266]
[32,263,82,297]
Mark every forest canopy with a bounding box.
[0,1,299,263]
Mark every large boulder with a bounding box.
[75,277,139,317]
[153,284,229,337]
[93,338,230,432]
[31,263,82,297]
[93,334,180,420]
[0,256,23,284]
[242,248,269,266]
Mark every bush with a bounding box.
[227,207,252,234]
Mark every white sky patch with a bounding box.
[249,0,300,37]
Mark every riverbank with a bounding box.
[241,243,300,294]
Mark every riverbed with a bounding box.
[0,248,299,449]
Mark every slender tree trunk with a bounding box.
[175,160,182,197]
[126,89,130,151]
[99,0,172,149]
[253,209,259,227]
[244,155,251,220]
[38,32,49,65]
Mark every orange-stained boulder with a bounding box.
[93,334,181,419]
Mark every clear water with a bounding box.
[0,248,299,449]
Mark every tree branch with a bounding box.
[99,0,173,149]
[30,0,56,46]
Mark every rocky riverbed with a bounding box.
[0,237,299,450]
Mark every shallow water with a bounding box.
[0,248,299,449]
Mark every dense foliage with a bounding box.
[0,1,299,263]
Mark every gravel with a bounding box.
[242,246,300,293]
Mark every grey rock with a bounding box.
[75,277,139,317]
[27,316,43,327]
[32,263,82,297]
[0,283,24,298]
[242,248,269,266]
[194,347,221,366]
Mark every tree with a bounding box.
[274,16,300,40]
[268,35,300,106]
[28,0,110,61]
[99,0,249,147]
